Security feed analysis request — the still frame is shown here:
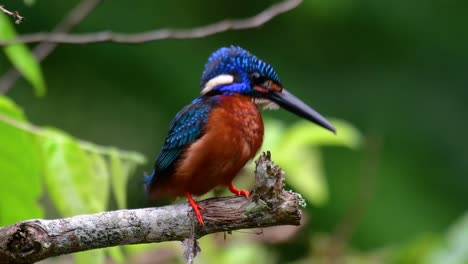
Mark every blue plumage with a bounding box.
[147,46,283,189]
[145,96,220,188]
[145,46,286,190]
[200,46,281,94]
[146,45,336,227]
[146,46,335,190]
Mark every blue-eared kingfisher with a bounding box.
[145,46,336,227]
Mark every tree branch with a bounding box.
[0,0,102,94]
[0,152,303,264]
[0,5,24,24]
[0,0,302,46]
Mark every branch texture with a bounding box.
[0,0,102,94]
[0,152,303,264]
[0,5,24,24]
[0,0,302,45]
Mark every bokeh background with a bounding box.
[1,0,467,263]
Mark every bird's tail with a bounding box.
[144,170,155,191]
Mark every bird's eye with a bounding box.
[250,71,261,81]
[250,71,268,86]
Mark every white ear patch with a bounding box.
[201,74,234,95]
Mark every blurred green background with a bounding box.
[1,0,467,263]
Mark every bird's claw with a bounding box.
[185,192,205,228]
[228,182,250,198]
[193,208,204,228]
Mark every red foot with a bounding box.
[228,182,250,198]
[185,192,204,228]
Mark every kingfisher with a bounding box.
[145,46,335,227]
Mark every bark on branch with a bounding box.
[0,0,102,94]
[0,152,303,264]
[0,5,24,24]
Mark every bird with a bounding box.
[145,46,336,227]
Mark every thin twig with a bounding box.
[0,5,24,24]
[0,0,102,94]
[0,0,302,45]
[0,0,301,95]
[0,152,302,264]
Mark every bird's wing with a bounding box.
[147,97,218,188]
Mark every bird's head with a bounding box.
[200,46,336,133]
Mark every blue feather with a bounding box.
[147,46,281,190]
[200,46,281,94]
[146,96,219,189]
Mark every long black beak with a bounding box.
[267,89,336,133]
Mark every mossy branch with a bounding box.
[0,152,302,264]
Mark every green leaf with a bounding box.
[280,147,328,205]
[0,13,46,96]
[74,249,105,264]
[260,118,362,206]
[391,233,440,264]
[88,151,111,212]
[107,247,125,264]
[281,119,362,150]
[220,242,272,264]
[0,96,145,232]
[110,149,128,209]
[0,96,43,226]
[429,212,468,264]
[39,128,101,216]
[123,243,162,255]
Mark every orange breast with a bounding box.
[153,95,264,198]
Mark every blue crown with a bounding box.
[200,46,281,88]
